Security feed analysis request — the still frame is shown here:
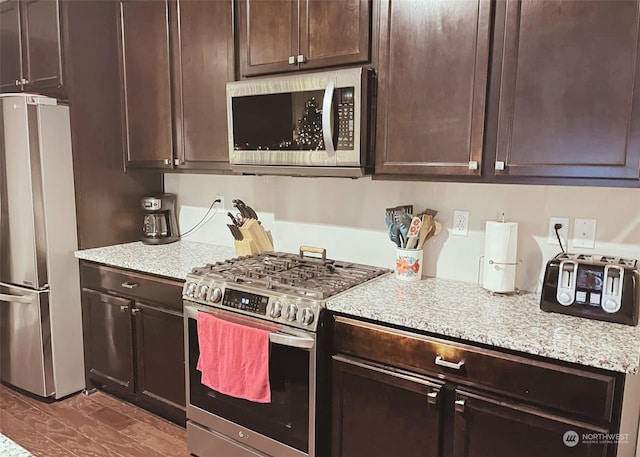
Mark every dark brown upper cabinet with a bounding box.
[0,0,64,97]
[493,0,640,180]
[238,0,371,77]
[374,0,492,177]
[118,0,233,171]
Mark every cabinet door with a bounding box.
[299,0,370,70]
[238,0,298,76]
[20,0,63,93]
[118,0,173,169]
[172,0,233,171]
[0,0,22,92]
[375,0,491,176]
[81,289,134,394]
[133,302,185,409]
[494,0,640,179]
[332,355,443,457]
[452,389,608,457]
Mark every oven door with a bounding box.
[184,302,317,457]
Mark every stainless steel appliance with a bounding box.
[0,94,84,398]
[226,67,374,177]
[540,253,639,325]
[141,193,179,245]
[183,248,389,457]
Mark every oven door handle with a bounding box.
[322,79,336,158]
[269,332,314,349]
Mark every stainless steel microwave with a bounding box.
[226,67,374,177]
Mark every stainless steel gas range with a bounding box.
[182,248,389,457]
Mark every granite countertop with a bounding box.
[74,241,236,280]
[75,241,640,374]
[327,275,640,374]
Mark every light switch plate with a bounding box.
[573,218,596,249]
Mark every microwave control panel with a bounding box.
[336,87,355,150]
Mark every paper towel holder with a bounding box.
[477,256,523,295]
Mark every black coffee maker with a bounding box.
[141,194,180,245]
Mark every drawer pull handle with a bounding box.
[435,356,465,370]
[120,305,129,312]
[455,399,466,413]
[426,391,439,405]
[121,282,139,289]
[131,308,141,315]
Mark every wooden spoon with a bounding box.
[417,215,433,248]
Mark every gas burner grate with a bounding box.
[192,251,389,299]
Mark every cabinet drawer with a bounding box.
[333,316,617,422]
[80,262,183,312]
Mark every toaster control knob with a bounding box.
[208,287,222,303]
[197,285,209,300]
[284,304,298,322]
[269,300,283,318]
[602,299,621,314]
[558,292,572,306]
[297,307,315,325]
[185,282,197,298]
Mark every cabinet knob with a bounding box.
[426,390,439,405]
[454,399,466,413]
[288,56,296,65]
[163,158,171,165]
[468,161,478,170]
[120,305,129,312]
[15,79,20,86]
[131,308,141,315]
[296,54,306,64]
[21,78,28,85]
[495,161,505,171]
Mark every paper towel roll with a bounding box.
[482,221,518,293]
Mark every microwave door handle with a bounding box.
[269,332,315,349]
[0,293,34,304]
[322,80,336,158]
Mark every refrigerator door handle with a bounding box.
[0,293,34,304]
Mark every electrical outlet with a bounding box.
[548,217,569,247]
[452,210,469,236]
[215,195,225,210]
[573,218,596,249]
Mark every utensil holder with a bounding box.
[395,247,423,281]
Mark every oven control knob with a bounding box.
[185,282,197,298]
[558,292,572,306]
[269,300,283,318]
[297,307,315,325]
[208,287,222,303]
[197,285,209,300]
[284,304,298,321]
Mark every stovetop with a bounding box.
[183,251,390,331]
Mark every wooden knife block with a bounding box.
[234,219,274,256]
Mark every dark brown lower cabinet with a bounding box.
[82,289,134,394]
[332,316,622,457]
[332,355,443,457]
[80,262,185,425]
[452,389,607,457]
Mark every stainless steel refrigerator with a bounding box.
[0,94,84,399]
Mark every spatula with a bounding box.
[405,216,422,249]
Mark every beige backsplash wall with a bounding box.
[164,174,640,293]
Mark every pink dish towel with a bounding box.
[196,312,271,403]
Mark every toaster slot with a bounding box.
[556,261,577,306]
[601,265,624,313]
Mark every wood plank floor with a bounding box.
[0,383,188,457]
